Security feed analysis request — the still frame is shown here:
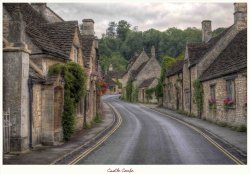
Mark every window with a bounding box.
[226,80,235,99]
[73,46,78,63]
[210,84,216,99]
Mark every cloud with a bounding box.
[47,2,234,38]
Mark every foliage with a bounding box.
[96,78,108,95]
[145,88,155,103]
[94,112,102,123]
[155,56,176,100]
[125,80,133,102]
[98,20,205,72]
[193,80,203,117]
[131,86,139,102]
[48,62,87,140]
[212,27,226,37]
[208,98,217,111]
[115,79,122,89]
[223,97,235,112]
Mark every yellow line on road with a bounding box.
[148,108,244,165]
[68,103,123,165]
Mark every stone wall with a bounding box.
[135,57,161,87]
[32,84,42,146]
[190,66,198,116]
[163,73,183,110]
[202,71,247,126]
[182,61,190,113]
[128,50,149,75]
[3,49,30,152]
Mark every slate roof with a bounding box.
[165,60,184,77]
[81,35,95,67]
[139,77,156,88]
[188,26,232,67]
[29,66,45,82]
[107,70,125,79]
[4,3,78,59]
[104,74,116,87]
[130,61,148,80]
[200,28,247,82]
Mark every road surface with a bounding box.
[76,95,236,164]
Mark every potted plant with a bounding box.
[208,98,216,111]
[224,97,235,111]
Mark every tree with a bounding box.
[106,21,117,38]
[116,20,131,41]
[212,27,226,37]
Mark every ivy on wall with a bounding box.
[48,62,87,140]
[193,79,203,117]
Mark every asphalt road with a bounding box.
[76,95,235,164]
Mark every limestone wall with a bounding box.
[182,61,190,113]
[163,73,183,110]
[32,84,42,146]
[202,71,247,126]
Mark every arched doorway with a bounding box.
[54,86,63,142]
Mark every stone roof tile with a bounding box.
[200,29,247,81]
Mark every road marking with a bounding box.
[68,103,123,165]
[146,107,244,165]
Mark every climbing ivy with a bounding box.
[193,80,203,117]
[48,62,87,140]
[145,88,155,103]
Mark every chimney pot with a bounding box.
[202,20,212,43]
[82,19,95,35]
[234,3,247,30]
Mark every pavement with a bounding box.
[3,102,116,165]
[142,103,247,155]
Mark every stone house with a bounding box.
[163,3,247,127]
[104,64,124,94]
[81,19,99,126]
[3,3,98,153]
[121,46,161,103]
[163,60,184,110]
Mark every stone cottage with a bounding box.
[81,19,99,126]
[163,60,184,110]
[163,3,247,127]
[3,3,98,153]
[103,64,124,94]
[121,46,161,103]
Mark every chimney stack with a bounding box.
[234,3,247,30]
[151,46,155,58]
[82,19,95,35]
[31,3,47,19]
[202,20,212,43]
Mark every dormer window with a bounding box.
[73,46,78,63]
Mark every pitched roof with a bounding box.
[165,60,184,77]
[107,70,125,79]
[104,74,116,87]
[188,26,232,67]
[130,61,148,80]
[139,77,156,88]
[81,35,95,67]
[4,3,78,59]
[39,21,79,56]
[200,29,247,81]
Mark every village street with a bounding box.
[75,95,237,164]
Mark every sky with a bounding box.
[47,2,234,38]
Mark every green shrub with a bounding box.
[94,112,102,123]
[236,125,247,132]
[49,62,87,141]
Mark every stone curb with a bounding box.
[51,102,118,164]
[142,105,247,164]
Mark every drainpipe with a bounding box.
[189,68,192,113]
[28,78,33,149]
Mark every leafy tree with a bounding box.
[212,27,226,37]
[116,20,131,41]
[106,21,117,38]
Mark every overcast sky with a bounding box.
[47,2,234,38]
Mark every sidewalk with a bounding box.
[3,102,116,165]
[143,104,247,154]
